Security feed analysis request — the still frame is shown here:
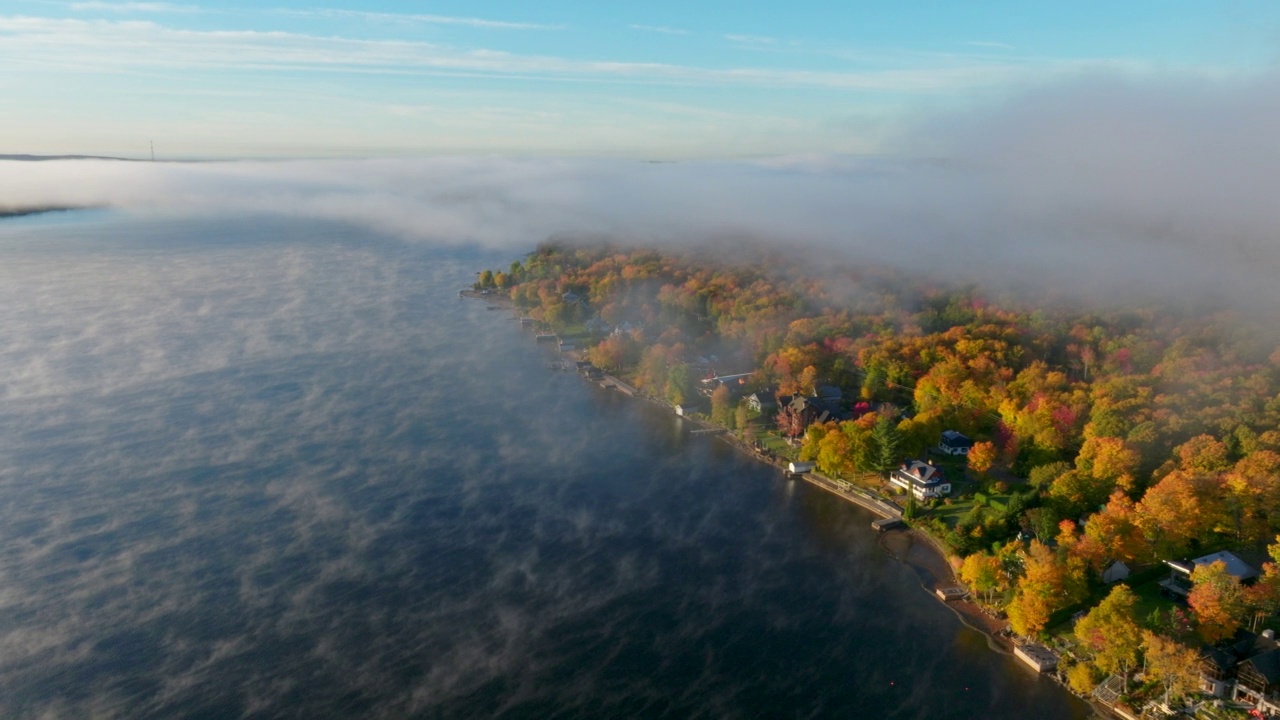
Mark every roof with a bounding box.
[940,430,973,446]
[1200,629,1276,672]
[1192,551,1259,582]
[894,460,945,487]
[1244,648,1280,685]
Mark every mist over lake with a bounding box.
[0,213,1094,719]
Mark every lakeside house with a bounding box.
[1199,628,1280,714]
[746,388,778,413]
[775,394,839,435]
[889,459,951,501]
[1160,550,1259,598]
[937,430,974,456]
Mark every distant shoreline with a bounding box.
[0,206,94,219]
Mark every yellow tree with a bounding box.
[1075,435,1141,491]
[1134,470,1226,559]
[1188,560,1247,642]
[1008,540,1083,637]
[1141,631,1201,704]
[1223,450,1280,545]
[959,552,1005,604]
[1074,585,1142,691]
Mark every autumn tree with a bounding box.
[1074,435,1140,491]
[959,552,1004,604]
[968,440,998,475]
[734,403,751,439]
[1135,471,1226,559]
[1142,631,1201,705]
[1007,540,1085,637]
[1074,584,1142,691]
[1189,560,1247,642]
[710,385,733,427]
[1078,489,1149,569]
[1065,662,1100,695]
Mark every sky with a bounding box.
[3,0,1279,158]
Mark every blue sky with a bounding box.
[3,0,1279,158]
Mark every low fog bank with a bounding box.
[4,72,1279,309]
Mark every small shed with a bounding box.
[674,405,694,417]
[1102,560,1131,584]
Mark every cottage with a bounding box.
[889,459,951,501]
[938,430,974,456]
[1161,551,1258,598]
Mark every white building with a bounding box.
[890,459,951,501]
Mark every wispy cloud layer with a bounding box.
[0,15,1057,92]
[4,71,1279,311]
[629,24,689,36]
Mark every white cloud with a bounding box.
[629,24,689,36]
[284,8,564,31]
[724,33,777,45]
[67,1,200,11]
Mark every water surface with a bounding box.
[0,214,1094,718]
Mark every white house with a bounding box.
[890,459,951,501]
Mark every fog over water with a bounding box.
[0,213,1095,718]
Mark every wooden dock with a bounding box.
[872,517,905,532]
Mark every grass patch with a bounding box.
[1127,578,1177,629]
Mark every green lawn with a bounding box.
[757,432,795,458]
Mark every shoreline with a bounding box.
[474,292,1094,712]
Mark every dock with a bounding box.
[872,517,905,532]
[1014,643,1058,672]
[934,586,968,601]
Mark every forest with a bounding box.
[480,241,1280,710]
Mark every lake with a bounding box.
[0,213,1095,718]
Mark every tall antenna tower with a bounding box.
[150,140,155,162]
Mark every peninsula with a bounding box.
[478,241,1280,719]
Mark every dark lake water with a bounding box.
[0,213,1095,718]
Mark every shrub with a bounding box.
[1065,662,1100,695]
